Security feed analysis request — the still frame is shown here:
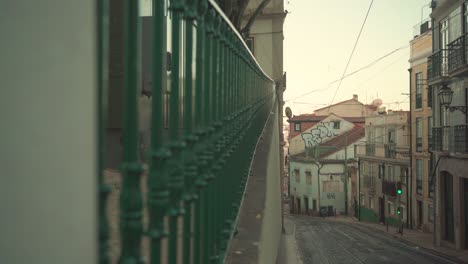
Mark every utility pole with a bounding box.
[344,134,348,215]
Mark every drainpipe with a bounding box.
[313,159,324,212]
[408,68,413,229]
[358,160,361,221]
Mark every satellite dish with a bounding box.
[285,107,293,119]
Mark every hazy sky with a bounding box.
[283,0,430,115]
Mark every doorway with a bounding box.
[443,172,454,242]
[304,197,309,215]
[313,199,317,212]
[379,197,385,223]
[417,200,423,228]
[297,198,301,214]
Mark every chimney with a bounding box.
[353,94,358,100]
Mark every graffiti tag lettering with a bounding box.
[301,122,339,148]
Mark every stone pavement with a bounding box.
[276,214,303,264]
[327,215,468,264]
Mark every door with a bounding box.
[464,179,468,249]
[304,197,309,215]
[297,198,301,214]
[418,200,423,228]
[313,199,317,212]
[379,197,385,223]
[444,173,454,242]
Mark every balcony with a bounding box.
[382,180,397,196]
[432,125,468,154]
[366,143,375,156]
[427,49,449,84]
[448,33,468,77]
[454,125,468,153]
[432,127,442,151]
[384,143,396,158]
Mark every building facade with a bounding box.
[357,111,410,227]
[428,0,468,250]
[288,112,365,215]
[409,21,434,232]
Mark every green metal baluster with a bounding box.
[203,9,217,264]
[168,0,187,263]
[147,0,170,263]
[119,0,144,262]
[193,1,207,264]
[97,0,110,262]
[182,1,198,264]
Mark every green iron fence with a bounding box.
[97,0,275,263]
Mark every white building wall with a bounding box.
[0,1,98,263]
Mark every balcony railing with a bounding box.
[432,127,442,151]
[96,0,275,263]
[432,126,468,154]
[382,180,397,196]
[454,125,468,153]
[384,143,396,158]
[366,143,376,156]
[428,49,449,81]
[448,33,468,74]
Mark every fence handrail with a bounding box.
[208,0,273,82]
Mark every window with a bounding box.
[427,86,433,108]
[429,155,434,198]
[245,37,254,54]
[361,162,369,176]
[333,121,341,129]
[465,2,468,33]
[369,197,374,209]
[428,116,433,149]
[416,159,423,195]
[378,164,384,179]
[440,17,449,75]
[416,72,423,109]
[360,193,365,207]
[306,171,312,185]
[294,123,301,132]
[416,118,422,152]
[294,169,300,183]
[388,129,396,144]
[387,165,395,182]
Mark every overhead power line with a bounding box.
[329,0,374,107]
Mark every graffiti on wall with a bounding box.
[301,122,338,148]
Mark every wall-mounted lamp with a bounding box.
[438,84,467,114]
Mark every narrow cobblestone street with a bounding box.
[289,214,461,264]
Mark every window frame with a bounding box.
[294,169,300,183]
[294,122,301,132]
[416,159,423,195]
[416,117,423,152]
[306,171,312,185]
[415,72,423,109]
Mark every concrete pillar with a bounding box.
[0,1,98,263]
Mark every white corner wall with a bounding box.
[0,1,98,263]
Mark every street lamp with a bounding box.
[438,84,467,114]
